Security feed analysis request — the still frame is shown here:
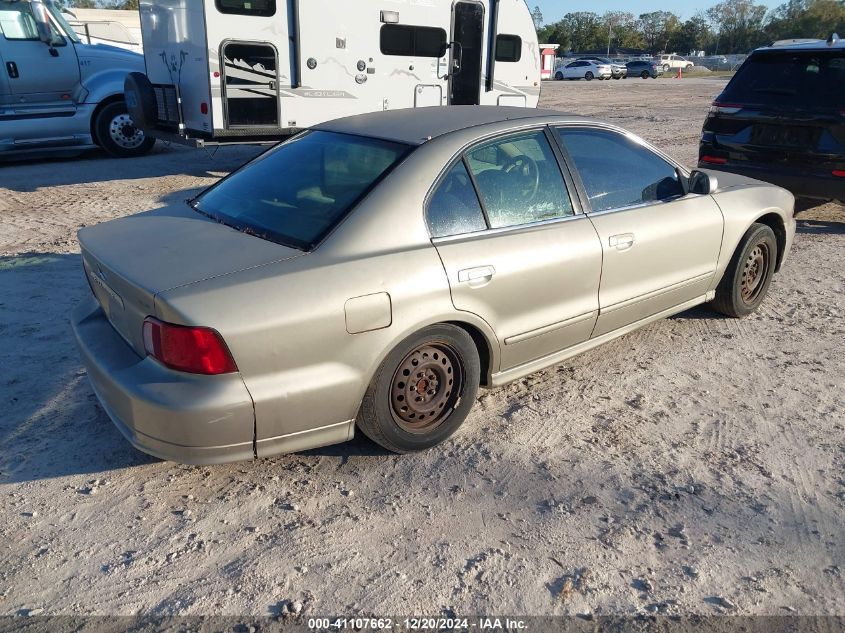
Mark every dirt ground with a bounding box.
[1,78,843,618]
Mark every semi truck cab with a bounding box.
[0,0,154,158]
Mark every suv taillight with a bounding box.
[710,101,743,115]
[142,317,238,375]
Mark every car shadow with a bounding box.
[796,218,845,236]
[0,143,266,192]
[0,253,164,483]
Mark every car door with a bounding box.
[428,128,603,371]
[553,125,725,338]
[0,44,9,111]
[0,0,79,119]
[563,62,580,79]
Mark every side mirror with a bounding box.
[31,1,53,44]
[689,169,718,195]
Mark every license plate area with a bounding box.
[751,124,820,148]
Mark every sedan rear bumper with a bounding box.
[72,295,256,464]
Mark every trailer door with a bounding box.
[221,41,279,128]
[449,1,484,105]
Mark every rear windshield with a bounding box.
[723,50,845,109]
[192,131,411,250]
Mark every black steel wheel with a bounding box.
[357,324,480,453]
[711,223,778,318]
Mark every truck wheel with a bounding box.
[94,101,155,158]
[711,223,777,318]
[356,324,480,453]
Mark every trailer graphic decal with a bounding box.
[159,50,188,85]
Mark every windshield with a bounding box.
[192,131,411,251]
[723,50,845,109]
[46,0,80,42]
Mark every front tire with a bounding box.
[711,223,778,318]
[357,325,480,453]
[585,71,594,81]
[641,70,650,79]
[555,71,564,80]
[94,100,155,158]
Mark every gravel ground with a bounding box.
[1,78,843,618]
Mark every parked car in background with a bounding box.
[577,57,627,79]
[72,106,795,463]
[626,60,663,79]
[659,54,695,72]
[555,60,612,81]
[699,35,845,203]
[0,0,154,159]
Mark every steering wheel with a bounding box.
[502,155,540,199]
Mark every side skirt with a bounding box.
[489,293,714,388]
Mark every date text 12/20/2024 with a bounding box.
[307,618,528,631]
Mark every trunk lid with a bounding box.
[79,203,303,356]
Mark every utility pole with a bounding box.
[607,19,613,57]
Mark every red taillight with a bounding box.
[142,317,238,375]
[701,155,728,165]
[710,101,743,115]
[200,102,208,115]
[833,170,845,178]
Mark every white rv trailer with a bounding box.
[126,0,541,146]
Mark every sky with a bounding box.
[531,0,784,22]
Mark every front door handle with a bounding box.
[458,265,495,288]
[6,62,18,79]
[609,233,635,250]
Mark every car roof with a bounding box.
[760,34,844,51]
[313,106,580,146]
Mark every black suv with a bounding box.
[699,37,845,202]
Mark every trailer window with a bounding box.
[380,24,447,58]
[192,131,411,251]
[495,35,521,62]
[216,0,274,17]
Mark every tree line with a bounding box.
[533,0,845,55]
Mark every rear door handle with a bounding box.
[6,62,18,79]
[609,233,635,250]
[458,265,495,287]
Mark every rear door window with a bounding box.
[555,127,684,213]
[723,51,845,109]
[465,130,574,228]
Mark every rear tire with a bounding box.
[357,325,480,453]
[711,223,778,318]
[641,71,649,79]
[94,100,155,158]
